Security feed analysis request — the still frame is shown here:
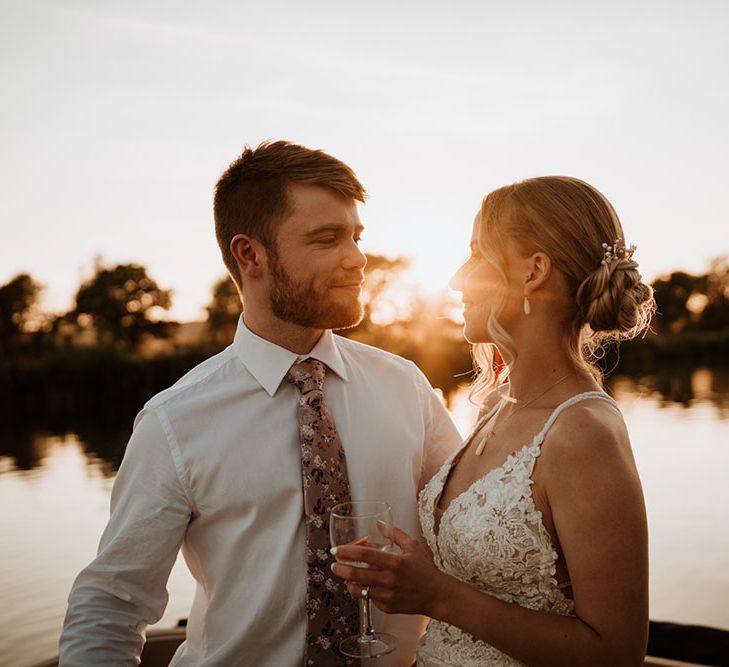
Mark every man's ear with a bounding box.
[230,234,267,280]
[523,252,552,296]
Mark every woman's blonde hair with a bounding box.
[470,176,655,404]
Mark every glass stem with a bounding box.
[358,598,375,640]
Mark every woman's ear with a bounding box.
[230,234,267,280]
[523,252,552,296]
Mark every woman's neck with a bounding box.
[504,346,589,401]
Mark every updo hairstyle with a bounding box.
[472,176,655,394]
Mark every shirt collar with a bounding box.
[232,317,349,397]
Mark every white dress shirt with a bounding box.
[59,318,462,666]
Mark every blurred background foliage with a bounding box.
[1,253,728,428]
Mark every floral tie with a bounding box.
[287,358,359,666]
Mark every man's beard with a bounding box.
[268,252,363,330]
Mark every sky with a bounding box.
[1,0,728,321]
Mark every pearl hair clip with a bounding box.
[601,239,636,266]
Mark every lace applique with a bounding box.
[416,391,617,666]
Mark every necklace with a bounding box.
[474,371,573,456]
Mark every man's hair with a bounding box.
[214,140,366,286]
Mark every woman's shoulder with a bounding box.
[537,391,645,535]
[540,392,633,471]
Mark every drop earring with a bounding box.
[523,296,531,315]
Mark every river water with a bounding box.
[1,368,728,666]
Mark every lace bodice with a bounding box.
[416,391,618,666]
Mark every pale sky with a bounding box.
[1,0,727,321]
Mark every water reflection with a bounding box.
[1,367,728,666]
[1,367,726,475]
[606,366,729,417]
[0,423,131,475]
[0,428,49,471]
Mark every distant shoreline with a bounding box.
[2,331,728,428]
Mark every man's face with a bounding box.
[266,183,367,330]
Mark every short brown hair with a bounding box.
[214,140,366,285]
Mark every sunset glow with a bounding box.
[1,2,727,322]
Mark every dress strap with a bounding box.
[534,391,619,446]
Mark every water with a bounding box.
[1,369,728,666]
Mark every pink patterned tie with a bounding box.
[287,358,359,666]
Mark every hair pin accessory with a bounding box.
[601,239,636,265]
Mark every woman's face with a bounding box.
[450,214,522,344]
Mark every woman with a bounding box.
[332,176,655,666]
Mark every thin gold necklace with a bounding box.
[474,371,573,456]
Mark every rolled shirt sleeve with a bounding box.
[59,408,195,666]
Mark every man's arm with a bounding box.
[59,407,195,666]
[411,365,463,489]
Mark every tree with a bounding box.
[72,263,175,350]
[205,276,242,346]
[0,273,43,354]
[340,254,411,339]
[340,254,472,396]
[650,257,729,334]
[203,254,411,348]
[699,256,729,331]
[651,271,706,334]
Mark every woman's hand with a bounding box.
[330,521,453,617]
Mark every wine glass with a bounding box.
[329,500,399,659]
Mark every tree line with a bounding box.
[4,255,729,349]
[0,255,470,425]
[2,254,727,456]
[1,255,728,403]
[0,254,470,365]
[0,261,176,355]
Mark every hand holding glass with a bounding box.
[329,500,398,658]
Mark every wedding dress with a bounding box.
[416,391,619,666]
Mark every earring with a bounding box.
[523,296,531,315]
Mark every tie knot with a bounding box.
[287,358,326,394]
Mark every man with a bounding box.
[59,140,461,666]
